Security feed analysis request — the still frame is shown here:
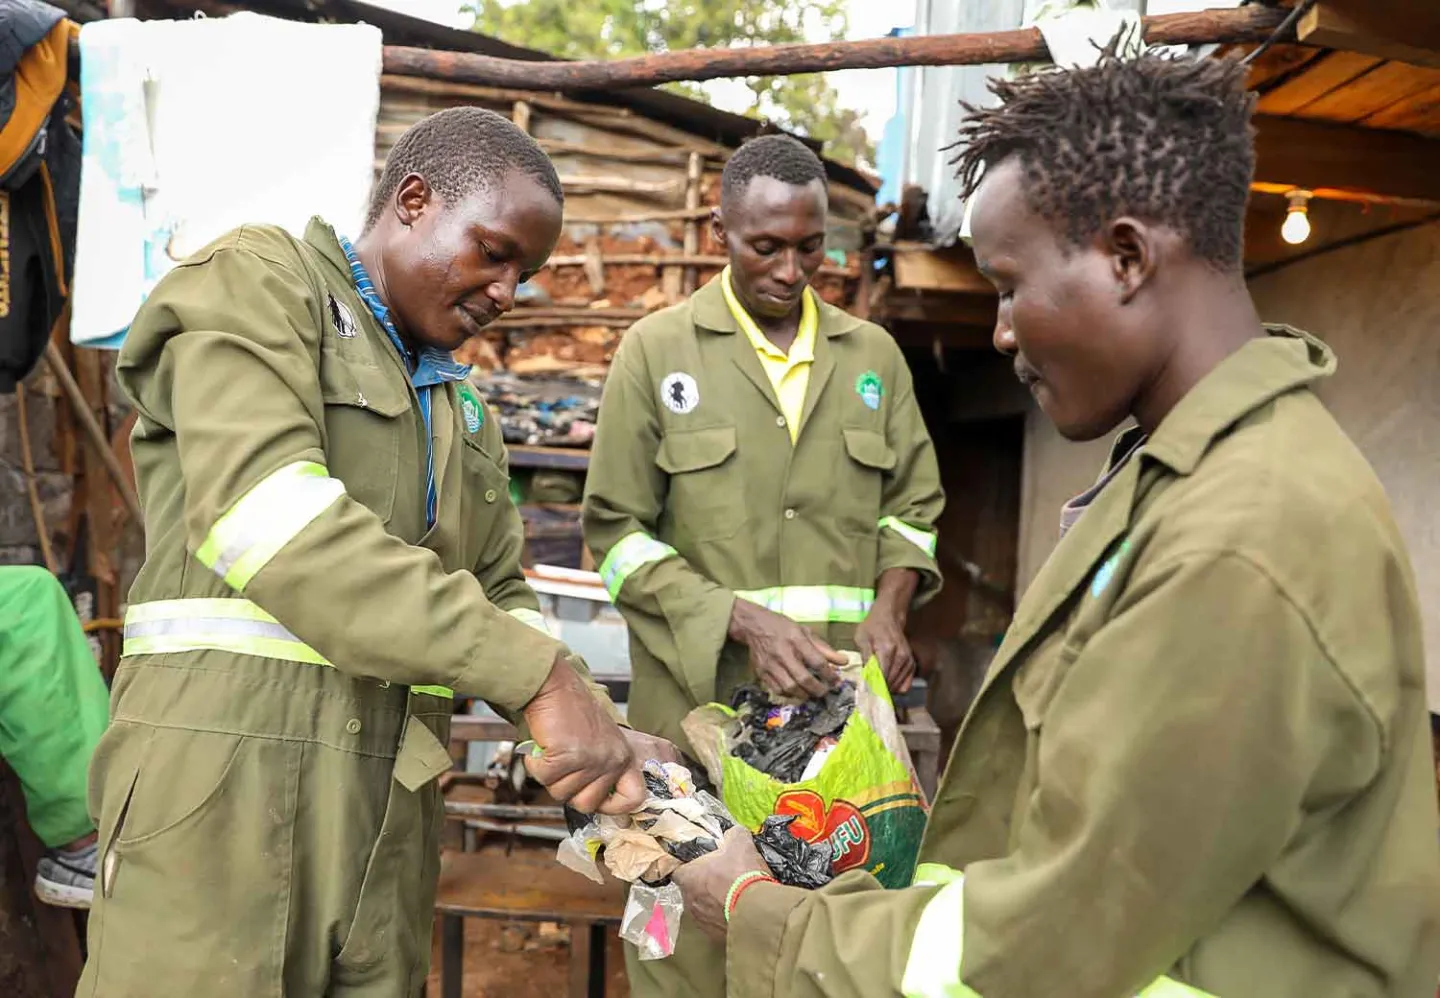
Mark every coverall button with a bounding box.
[484,489,497,503]
[776,415,786,427]
[345,718,362,735]
[784,507,797,520]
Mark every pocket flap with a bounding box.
[393,716,455,792]
[319,348,410,417]
[656,426,738,475]
[843,427,897,472]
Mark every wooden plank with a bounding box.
[1252,113,1440,206]
[1361,81,1440,135]
[889,243,993,295]
[380,7,1287,91]
[435,844,626,923]
[1245,43,1326,92]
[1256,50,1385,115]
[1299,2,1440,71]
[564,206,712,226]
[504,446,593,472]
[1293,61,1440,123]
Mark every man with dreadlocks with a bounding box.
[584,132,944,994]
[672,51,1440,997]
[80,108,668,997]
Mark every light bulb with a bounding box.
[1281,209,1311,245]
[1281,190,1312,245]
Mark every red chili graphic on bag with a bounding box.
[774,790,871,872]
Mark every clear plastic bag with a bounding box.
[620,882,684,961]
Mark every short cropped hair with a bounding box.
[366,106,562,229]
[721,133,827,209]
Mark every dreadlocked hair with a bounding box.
[952,46,1255,268]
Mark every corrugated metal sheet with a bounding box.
[897,0,1247,245]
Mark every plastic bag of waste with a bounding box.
[683,655,929,889]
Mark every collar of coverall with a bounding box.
[1140,324,1335,478]
[689,273,863,339]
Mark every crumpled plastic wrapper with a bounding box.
[557,761,733,960]
[557,759,837,959]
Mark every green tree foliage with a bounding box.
[465,0,875,167]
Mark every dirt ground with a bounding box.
[426,917,630,998]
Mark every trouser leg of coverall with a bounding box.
[0,565,108,847]
[625,912,726,998]
[78,666,446,998]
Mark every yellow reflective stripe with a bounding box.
[1138,978,1217,998]
[195,461,346,592]
[734,585,875,624]
[911,863,963,887]
[507,606,553,636]
[599,531,677,599]
[900,864,1217,998]
[122,598,333,666]
[880,516,938,558]
[902,871,976,998]
[121,599,454,699]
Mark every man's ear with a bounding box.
[710,207,726,248]
[1106,216,1156,305]
[395,173,433,228]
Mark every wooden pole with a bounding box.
[682,152,704,295]
[43,341,143,525]
[380,7,1289,91]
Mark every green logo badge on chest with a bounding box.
[856,371,883,411]
[458,384,484,434]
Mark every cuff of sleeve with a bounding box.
[726,881,806,997]
[454,609,562,712]
[877,538,942,608]
[674,589,737,706]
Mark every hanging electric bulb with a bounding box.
[1281,190,1313,245]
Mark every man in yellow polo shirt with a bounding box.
[583,133,946,996]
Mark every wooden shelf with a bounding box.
[507,445,592,471]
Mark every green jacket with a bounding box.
[728,328,1440,997]
[582,277,944,748]
[115,218,604,784]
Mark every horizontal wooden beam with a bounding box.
[380,7,1287,91]
[1299,1,1440,70]
[1252,113,1440,207]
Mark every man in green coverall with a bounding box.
[0,566,109,909]
[79,108,673,998]
[674,50,1440,998]
[583,134,945,996]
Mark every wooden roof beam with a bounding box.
[1251,114,1440,208]
[1299,1,1440,71]
[382,7,1287,91]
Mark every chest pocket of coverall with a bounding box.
[837,427,896,536]
[460,433,509,567]
[318,345,408,524]
[656,425,742,542]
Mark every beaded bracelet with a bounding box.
[725,870,777,923]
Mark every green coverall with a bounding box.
[0,565,108,847]
[79,219,615,998]
[582,275,945,996]
[726,328,1440,998]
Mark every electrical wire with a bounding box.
[1242,0,1320,66]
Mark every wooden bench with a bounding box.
[434,842,626,998]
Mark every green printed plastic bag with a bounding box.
[682,655,928,889]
